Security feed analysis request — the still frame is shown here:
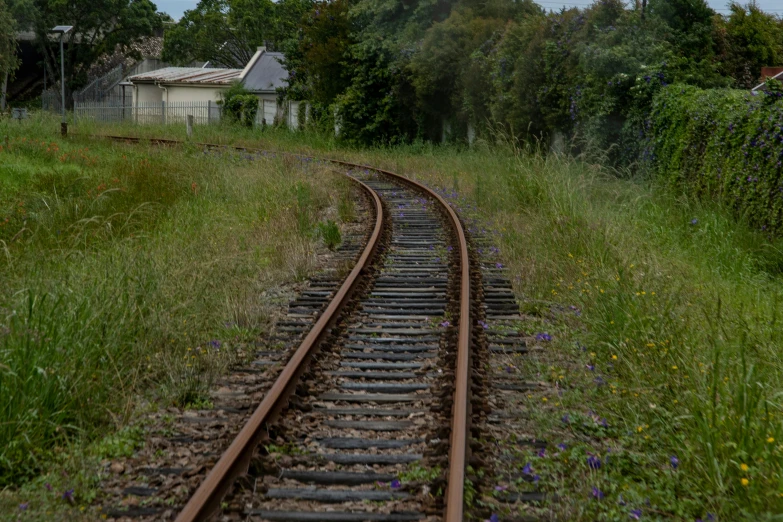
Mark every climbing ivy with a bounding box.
[649,84,783,235]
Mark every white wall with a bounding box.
[167,85,227,103]
[133,84,162,105]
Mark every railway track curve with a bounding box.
[97,136,475,522]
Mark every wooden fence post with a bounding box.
[187,115,194,138]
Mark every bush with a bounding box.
[649,84,783,236]
[218,83,260,127]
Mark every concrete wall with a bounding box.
[132,84,227,105]
[167,85,227,103]
[133,84,163,105]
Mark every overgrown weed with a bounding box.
[0,114,343,496]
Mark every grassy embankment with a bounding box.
[20,112,781,519]
[0,114,354,519]
[86,118,783,518]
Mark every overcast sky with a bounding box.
[155,0,782,21]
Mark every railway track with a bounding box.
[96,137,475,522]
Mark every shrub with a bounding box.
[218,83,260,127]
[649,84,783,236]
[316,219,341,250]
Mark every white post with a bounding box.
[207,100,212,124]
[161,100,166,125]
[186,114,194,138]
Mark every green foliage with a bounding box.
[281,0,353,104]
[649,84,783,235]
[162,0,311,67]
[715,3,783,88]
[9,0,163,93]
[218,83,259,126]
[281,0,783,151]
[91,426,144,460]
[399,462,441,483]
[0,0,19,84]
[0,114,340,487]
[315,219,341,250]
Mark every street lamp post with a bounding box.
[50,25,73,137]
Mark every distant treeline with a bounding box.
[147,0,783,156]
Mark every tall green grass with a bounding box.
[365,148,783,516]
[59,115,783,514]
[0,113,346,488]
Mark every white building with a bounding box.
[128,47,288,123]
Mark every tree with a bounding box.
[0,0,20,110]
[716,2,783,88]
[218,81,259,125]
[283,0,353,104]
[9,0,163,102]
[162,0,310,67]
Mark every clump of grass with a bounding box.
[336,177,357,222]
[316,220,341,250]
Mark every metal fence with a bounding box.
[73,99,306,129]
[42,90,62,113]
[75,100,222,125]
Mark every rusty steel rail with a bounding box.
[94,135,472,522]
[174,173,384,521]
[328,159,471,522]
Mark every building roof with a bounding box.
[752,70,783,92]
[240,48,288,93]
[128,67,242,85]
[127,50,288,92]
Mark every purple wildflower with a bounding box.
[45,482,52,491]
[447,246,453,251]
[209,340,221,350]
[522,462,533,475]
[690,218,698,225]
[587,455,601,470]
[533,474,540,483]
[390,479,401,489]
[494,485,508,491]
[630,509,642,520]
[537,448,546,458]
[495,262,504,269]
[586,364,595,371]
[536,332,552,342]
[478,320,489,330]
[505,365,514,373]
[62,488,74,503]
[557,443,567,451]
[670,455,679,469]
[19,502,29,511]
[561,414,570,424]
[487,515,500,522]
[440,320,450,327]
[592,487,604,500]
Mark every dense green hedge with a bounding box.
[649,83,783,235]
